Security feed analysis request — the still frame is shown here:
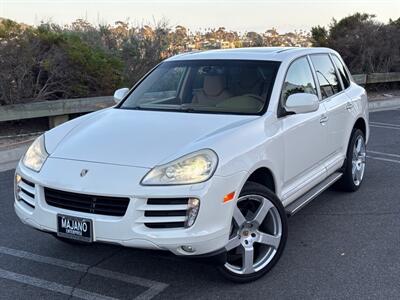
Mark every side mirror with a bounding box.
[113,88,129,104]
[285,93,319,114]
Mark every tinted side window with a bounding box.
[311,54,342,99]
[332,55,350,89]
[281,57,317,104]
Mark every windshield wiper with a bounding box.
[121,104,186,111]
[178,106,200,112]
[120,104,206,113]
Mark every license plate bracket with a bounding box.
[57,214,93,243]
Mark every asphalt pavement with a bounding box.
[0,108,399,299]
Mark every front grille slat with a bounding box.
[139,204,188,211]
[90,207,128,215]
[46,195,92,207]
[16,177,36,209]
[18,191,35,208]
[46,200,91,212]
[44,188,130,217]
[95,200,129,206]
[20,188,35,199]
[18,181,35,196]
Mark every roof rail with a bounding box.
[276,47,302,53]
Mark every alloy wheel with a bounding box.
[224,195,282,275]
[352,135,366,186]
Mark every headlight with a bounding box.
[22,135,49,172]
[141,149,218,185]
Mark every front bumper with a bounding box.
[14,157,246,256]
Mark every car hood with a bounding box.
[49,108,257,168]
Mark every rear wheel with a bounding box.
[218,182,287,282]
[336,129,366,192]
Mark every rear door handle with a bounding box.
[320,114,329,125]
[346,102,354,110]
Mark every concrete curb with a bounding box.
[0,143,30,172]
[0,138,35,151]
[369,97,400,112]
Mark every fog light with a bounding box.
[14,174,21,200]
[185,198,200,228]
[181,245,196,253]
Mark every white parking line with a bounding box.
[0,268,117,300]
[370,124,400,130]
[368,150,400,159]
[0,246,168,300]
[370,121,400,128]
[367,150,400,164]
[367,155,400,164]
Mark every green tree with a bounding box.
[311,13,400,73]
[246,32,264,47]
[389,17,400,27]
[311,26,328,47]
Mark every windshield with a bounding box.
[119,60,280,115]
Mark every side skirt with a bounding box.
[285,172,343,216]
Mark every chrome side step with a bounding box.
[285,172,343,216]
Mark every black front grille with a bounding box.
[21,178,35,188]
[20,178,35,199]
[144,210,187,217]
[44,188,130,217]
[144,198,189,229]
[147,198,189,205]
[18,177,36,208]
[145,222,186,229]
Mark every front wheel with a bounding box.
[218,182,288,282]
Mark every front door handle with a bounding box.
[320,114,329,125]
[346,102,354,110]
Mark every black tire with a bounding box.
[336,128,366,192]
[218,181,288,283]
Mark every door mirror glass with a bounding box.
[285,93,319,114]
[113,88,129,103]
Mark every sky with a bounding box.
[0,0,399,33]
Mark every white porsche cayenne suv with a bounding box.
[14,47,368,282]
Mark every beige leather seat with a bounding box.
[192,75,231,106]
[237,68,264,96]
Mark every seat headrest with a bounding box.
[203,75,225,96]
[239,68,260,89]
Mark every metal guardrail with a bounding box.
[352,72,400,85]
[0,96,114,123]
[0,72,399,125]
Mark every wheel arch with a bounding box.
[242,166,278,195]
[353,117,367,139]
[342,116,369,169]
